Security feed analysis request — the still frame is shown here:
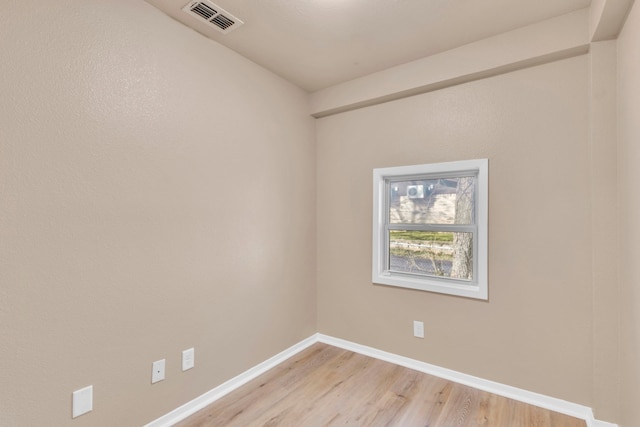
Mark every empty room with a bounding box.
[1,0,639,426]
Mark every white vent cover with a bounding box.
[182,1,244,34]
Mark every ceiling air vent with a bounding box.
[182,0,244,34]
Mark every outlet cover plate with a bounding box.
[152,359,166,383]
[72,385,93,418]
[413,321,425,338]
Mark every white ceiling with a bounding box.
[145,0,592,92]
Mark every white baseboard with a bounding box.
[316,334,618,427]
[143,335,318,427]
[592,421,619,427]
[145,333,618,427]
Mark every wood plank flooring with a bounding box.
[175,343,586,427]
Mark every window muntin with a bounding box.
[372,159,488,300]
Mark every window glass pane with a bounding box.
[389,230,473,281]
[389,177,475,225]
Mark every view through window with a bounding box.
[387,176,475,281]
[373,159,488,299]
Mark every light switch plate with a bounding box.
[72,385,93,418]
[182,348,195,371]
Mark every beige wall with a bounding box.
[0,0,634,425]
[0,0,316,425]
[317,56,595,407]
[589,40,620,423]
[617,1,640,425]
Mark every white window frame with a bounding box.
[372,159,488,300]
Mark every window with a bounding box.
[372,159,488,299]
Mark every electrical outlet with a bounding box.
[182,348,195,371]
[72,385,93,418]
[152,359,165,384]
[413,320,425,338]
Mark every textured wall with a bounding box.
[589,40,620,423]
[0,0,631,425]
[316,56,594,407]
[617,1,640,425]
[0,0,316,425]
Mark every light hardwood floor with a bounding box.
[175,343,586,427]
